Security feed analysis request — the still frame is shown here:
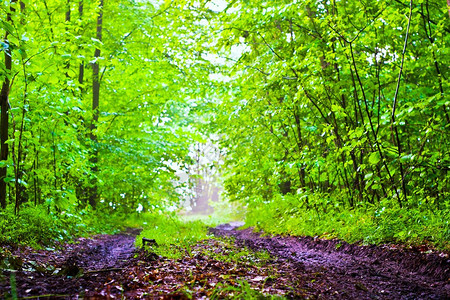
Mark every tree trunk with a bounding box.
[78,1,84,88]
[0,1,17,209]
[89,0,103,209]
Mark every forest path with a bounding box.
[210,223,449,299]
[0,228,141,298]
[1,225,449,299]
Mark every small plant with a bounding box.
[211,279,283,299]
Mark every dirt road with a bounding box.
[210,222,449,299]
[1,224,448,299]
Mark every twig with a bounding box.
[84,267,124,274]
[20,294,71,299]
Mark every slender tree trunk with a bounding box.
[74,0,87,204]
[66,0,71,23]
[391,0,413,206]
[78,1,84,88]
[0,1,17,209]
[65,0,71,75]
[89,0,103,209]
[421,2,450,124]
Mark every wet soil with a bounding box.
[0,224,449,299]
[210,222,450,299]
[0,228,141,298]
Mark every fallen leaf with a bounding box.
[251,275,266,282]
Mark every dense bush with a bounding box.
[0,204,123,248]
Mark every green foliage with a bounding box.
[0,0,448,252]
[176,0,450,248]
[0,203,123,248]
[0,0,212,215]
[136,213,210,259]
[245,194,449,250]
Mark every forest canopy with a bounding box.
[0,0,449,248]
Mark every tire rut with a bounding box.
[0,228,142,298]
[62,229,140,272]
[209,223,449,299]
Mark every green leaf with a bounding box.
[364,173,373,180]
[5,139,15,145]
[368,152,381,165]
[1,21,14,34]
[400,154,414,163]
[18,178,28,187]
[4,177,14,183]
[90,37,103,45]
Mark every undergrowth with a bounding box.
[179,199,246,226]
[0,203,125,248]
[244,194,450,251]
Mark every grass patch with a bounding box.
[136,213,210,259]
[244,195,450,251]
[210,279,284,299]
[194,238,273,267]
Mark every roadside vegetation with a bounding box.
[245,196,449,250]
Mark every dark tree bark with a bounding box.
[0,1,17,209]
[89,0,103,209]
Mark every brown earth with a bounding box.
[0,228,141,298]
[0,224,448,299]
[210,222,450,299]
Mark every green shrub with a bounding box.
[0,203,124,248]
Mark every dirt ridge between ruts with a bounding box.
[209,223,450,300]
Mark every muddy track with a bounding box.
[0,228,141,298]
[1,225,449,299]
[62,228,139,273]
[209,222,450,300]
